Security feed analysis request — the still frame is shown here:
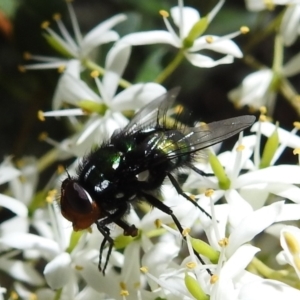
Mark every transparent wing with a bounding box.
[155,115,256,162]
[121,87,181,136]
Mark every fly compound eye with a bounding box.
[60,178,102,231]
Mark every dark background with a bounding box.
[0,0,299,163]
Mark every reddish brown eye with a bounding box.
[63,181,93,214]
[60,178,102,231]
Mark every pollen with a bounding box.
[259,114,267,122]
[140,266,148,273]
[293,121,300,129]
[205,189,214,197]
[90,70,100,78]
[23,51,32,60]
[37,110,45,121]
[155,219,162,228]
[186,261,197,269]
[10,291,18,300]
[120,289,129,296]
[293,148,300,155]
[236,144,245,152]
[41,21,50,29]
[240,26,249,34]
[259,106,267,115]
[46,189,57,203]
[120,282,127,290]
[38,132,48,141]
[52,13,61,21]
[218,237,229,247]
[210,274,219,284]
[75,265,84,270]
[29,293,37,300]
[182,228,191,236]
[57,65,66,73]
[57,164,65,174]
[205,36,214,44]
[159,10,169,18]
[18,65,26,73]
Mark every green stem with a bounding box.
[272,34,283,73]
[154,50,185,84]
[53,288,62,300]
[37,148,60,173]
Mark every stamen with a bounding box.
[23,52,31,60]
[240,26,249,34]
[46,189,57,203]
[293,148,300,155]
[155,219,162,229]
[140,266,148,273]
[38,132,48,141]
[205,36,214,44]
[236,144,245,152]
[210,274,219,284]
[57,65,66,73]
[259,115,267,122]
[57,165,65,174]
[218,237,228,247]
[90,70,100,78]
[159,10,169,18]
[182,228,191,237]
[259,106,267,115]
[41,21,50,29]
[52,13,61,21]
[186,261,197,269]
[75,265,83,270]
[37,110,45,121]
[293,121,300,130]
[205,189,214,197]
[18,65,26,73]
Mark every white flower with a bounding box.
[245,0,300,12]
[23,1,126,70]
[228,51,300,110]
[280,4,300,46]
[277,225,300,279]
[41,45,166,156]
[119,0,243,68]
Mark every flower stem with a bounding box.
[155,50,185,84]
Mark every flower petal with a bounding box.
[0,194,27,217]
[103,43,131,99]
[111,83,166,111]
[44,253,72,289]
[227,202,284,256]
[170,6,200,39]
[192,36,243,58]
[120,31,178,47]
[185,53,234,67]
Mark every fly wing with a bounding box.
[159,115,256,161]
[121,87,181,136]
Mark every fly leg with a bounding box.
[95,222,113,275]
[139,191,213,276]
[96,204,138,275]
[168,173,212,219]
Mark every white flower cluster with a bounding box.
[1,0,300,299]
